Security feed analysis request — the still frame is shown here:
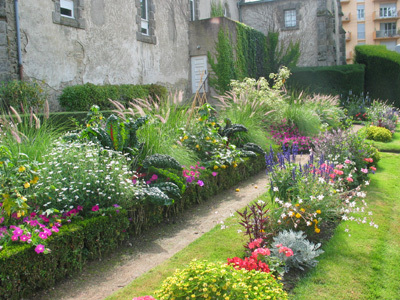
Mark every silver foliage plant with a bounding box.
[271,230,324,272]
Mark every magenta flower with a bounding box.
[197,180,204,187]
[77,205,83,211]
[38,232,48,239]
[51,226,59,233]
[11,235,19,241]
[212,172,218,177]
[92,205,99,212]
[20,235,29,242]
[0,217,4,224]
[132,179,137,184]
[35,244,45,254]
[151,174,158,181]
[13,227,24,237]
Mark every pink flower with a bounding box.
[20,235,29,242]
[92,205,99,212]
[278,246,294,257]
[345,159,351,164]
[35,244,45,254]
[252,248,271,258]
[151,174,158,181]
[197,180,204,187]
[248,238,263,249]
[361,168,368,174]
[212,172,218,177]
[0,217,4,224]
[13,227,24,237]
[346,177,354,182]
[38,232,48,239]
[370,166,376,171]
[77,205,83,211]
[51,226,59,233]
[275,243,283,248]
[132,296,156,300]
[11,235,19,241]
[132,179,137,184]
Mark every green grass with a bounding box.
[368,124,400,153]
[290,152,400,299]
[105,209,252,299]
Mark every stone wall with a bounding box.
[15,0,192,110]
[240,0,345,67]
[0,0,18,82]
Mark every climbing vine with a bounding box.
[208,23,300,94]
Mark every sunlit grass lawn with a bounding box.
[290,152,400,300]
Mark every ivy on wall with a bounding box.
[208,23,300,94]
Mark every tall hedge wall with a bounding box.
[287,64,365,96]
[59,83,168,111]
[354,45,400,108]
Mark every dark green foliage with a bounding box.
[0,80,47,113]
[208,28,237,94]
[0,209,129,300]
[220,122,248,138]
[148,166,186,194]
[354,45,400,107]
[142,154,182,171]
[141,187,174,206]
[287,64,365,96]
[242,142,265,155]
[59,83,168,111]
[151,182,182,201]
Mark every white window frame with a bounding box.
[357,5,365,21]
[284,9,296,28]
[380,4,397,18]
[141,0,149,35]
[60,0,74,19]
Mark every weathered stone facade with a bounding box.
[0,0,344,110]
[0,0,18,82]
[240,0,346,66]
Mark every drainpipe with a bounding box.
[14,0,23,80]
[237,0,242,23]
[333,0,341,65]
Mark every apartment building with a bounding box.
[341,0,400,62]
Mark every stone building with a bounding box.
[239,0,346,66]
[0,0,344,110]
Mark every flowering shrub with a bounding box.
[367,100,399,133]
[132,296,156,300]
[155,260,288,300]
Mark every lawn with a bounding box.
[369,124,400,153]
[290,152,400,299]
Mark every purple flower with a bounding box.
[77,205,83,211]
[132,179,137,184]
[0,217,4,224]
[186,177,194,183]
[38,232,48,239]
[113,204,120,208]
[92,205,99,212]
[212,172,218,177]
[35,244,45,254]
[197,180,204,187]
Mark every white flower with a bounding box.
[237,229,242,233]
[318,177,325,183]
[288,211,294,217]
[365,181,370,186]
[281,213,286,218]
[221,225,226,230]
[257,200,265,205]
[273,187,279,192]
[317,195,324,201]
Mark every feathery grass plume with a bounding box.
[9,106,22,124]
[44,100,50,119]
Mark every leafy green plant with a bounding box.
[282,102,321,137]
[0,80,47,113]
[365,126,393,142]
[210,0,224,17]
[271,230,324,272]
[155,260,288,299]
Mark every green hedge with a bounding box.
[354,45,400,108]
[59,83,168,111]
[0,154,266,299]
[287,64,365,96]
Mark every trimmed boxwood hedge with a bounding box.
[59,83,168,111]
[0,154,266,299]
[287,64,365,96]
[354,45,400,108]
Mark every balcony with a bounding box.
[340,0,350,3]
[346,50,353,61]
[342,12,351,23]
[373,11,400,21]
[373,29,400,39]
[346,31,352,41]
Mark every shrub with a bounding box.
[287,64,365,96]
[270,230,324,272]
[0,80,47,113]
[366,126,392,142]
[355,45,400,107]
[58,83,168,111]
[155,260,288,300]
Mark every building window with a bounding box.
[141,0,149,35]
[380,4,397,18]
[380,22,397,36]
[357,23,365,40]
[357,5,365,21]
[53,0,85,29]
[284,9,296,28]
[136,0,156,44]
[189,0,195,21]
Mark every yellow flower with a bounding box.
[195,145,200,149]
[30,176,39,185]
[221,165,227,169]
[0,161,3,165]
[24,182,30,189]
[316,210,321,214]
[235,188,240,192]
[211,122,216,126]
[213,165,219,170]
[300,208,305,212]
[233,163,238,168]
[315,227,321,233]
[314,219,318,224]
[99,116,103,120]
[213,139,217,143]
[18,166,26,172]
[205,136,210,140]
[86,123,91,128]
[295,213,301,219]
[17,211,21,218]
[295,203,300,207]
[184,135,188,140]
